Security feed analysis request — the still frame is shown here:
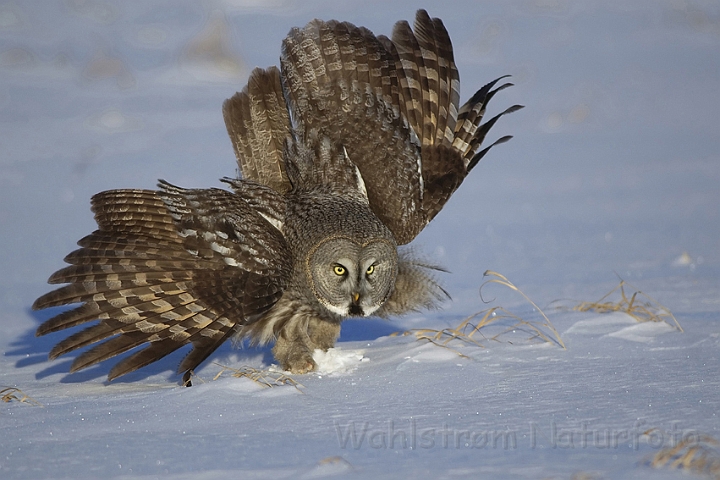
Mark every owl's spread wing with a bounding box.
[222,66,293,194]
[33,183,291,381]
[281,19,424,244]
[280,10,523,244]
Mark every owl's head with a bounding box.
[306,236,398,317]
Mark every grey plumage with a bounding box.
[33,10,522,383]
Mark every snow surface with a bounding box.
[2,1,720,479]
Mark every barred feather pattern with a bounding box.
[34,183,291,381]
[281,19,425,245]
[273,10,523,243]
[34,10,522,383]
[223,66,292,194]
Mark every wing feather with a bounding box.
[281,18,425,244]
[222,67,292,193]
[34,184,291,380]
[36,10,524,382]
[275,10,522,244]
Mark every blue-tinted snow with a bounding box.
[1,1,719,478]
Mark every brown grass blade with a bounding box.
[391,270,565,356]
[1,387,43,407]
[572,279,682,332]
[645,429,720,478]
[212,364,304,392]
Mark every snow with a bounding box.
[310,348,367,376]
[2,1,720,479]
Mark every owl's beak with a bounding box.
[348,292,364,316]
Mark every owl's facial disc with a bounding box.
[308,237,397,318]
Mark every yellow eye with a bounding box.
[333,265,346,276]
[366,265,375,275]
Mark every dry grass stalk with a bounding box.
[391,270,565,356]
[569,473,603,480]
[481,271,565,348]
[646,430,720,478]
[573,279,682,332]
[1,387,43,407]
[212,364,303,391]
[318,456,353,467]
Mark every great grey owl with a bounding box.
[33,10,522,384]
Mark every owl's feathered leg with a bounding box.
[271,317,341,374]
[272,324,316,374]
[307,317,342,352]
[240,290,342,373]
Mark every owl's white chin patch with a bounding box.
[324,303,350,317]
[362,304,380,317]
[323,302,379,318]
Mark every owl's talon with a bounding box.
[285,357,317,374]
